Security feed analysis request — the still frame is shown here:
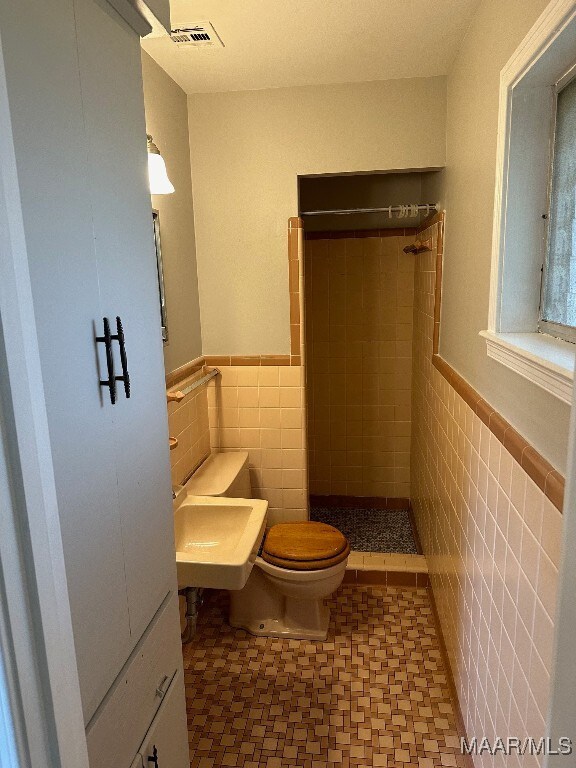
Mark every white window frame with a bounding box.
[482,0,576,405]
[539,64,576,344]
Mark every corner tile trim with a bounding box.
[288,218,304,358]
[417,210,444,233]
[165,355,205,388]
[432,354,564,510]
[203,354,296,367]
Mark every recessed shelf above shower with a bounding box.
[298,169,443,233]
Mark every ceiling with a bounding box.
[141,0,480,94]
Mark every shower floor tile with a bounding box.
[310,506,419,554]
[183,586,466,768]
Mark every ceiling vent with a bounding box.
[169,22,224,48]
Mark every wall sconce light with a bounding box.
[147,134,175,195]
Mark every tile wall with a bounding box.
[167,367,211,486]
[206,364,308,525]
[411,221,563,764]
[167,219,308,524]
[305,233,415,499]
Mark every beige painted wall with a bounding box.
[435,0,570,472]
[187,76,446,356]
[141,51,202,374]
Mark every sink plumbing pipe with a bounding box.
[180,586,203,643]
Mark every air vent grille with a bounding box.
[169,22,224,48]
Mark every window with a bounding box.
[540,69,576,343]
[481,0,576,405]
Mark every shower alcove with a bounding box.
[299,170,442,556]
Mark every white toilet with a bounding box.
[183,451,349,640]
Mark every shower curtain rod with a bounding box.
[300,203,440,216]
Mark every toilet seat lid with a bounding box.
[262,521,349,565]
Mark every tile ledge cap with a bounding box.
[432,352,565,512]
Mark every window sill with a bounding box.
[479,330,574,405]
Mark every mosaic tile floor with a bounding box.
[183,586,466,768]
[310,507,418,554]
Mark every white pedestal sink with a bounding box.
[173,494,268,590]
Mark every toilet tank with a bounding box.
[184,451,252,498]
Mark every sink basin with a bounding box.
[174,495,268,590]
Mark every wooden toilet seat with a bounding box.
[261,521,350,571]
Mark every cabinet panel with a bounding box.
[86,592,183,768]
[138,670,189,768]
[0,0,132,724]
[74,0,177,643]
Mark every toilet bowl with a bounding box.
[183,451,349,640]
[229,549,347,640]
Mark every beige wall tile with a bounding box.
[238,387,259,407]
[279,387,301,408]
[238,428,261,449]
[220,387,239,409]
[262,448,282,468]
[203,365,308,522]
[280,408,302,429]
[260,408,281,429]
[258,367,279,387]
[218,366,238,387]
[168,384,212,485]
[282,429,303,449]
[259,387,280,408]
[279,366,302,387]
[237,367,259,386]
[261,429,282,448]
[282,469,304,489]
[411,221,561,748]
[238,408,260,428]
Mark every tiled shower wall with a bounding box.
[305,233,415,499]
[411,221,563,763]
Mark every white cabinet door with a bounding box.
[0,0,133,725]
[138,671,189,768]
[73,0,177,644]
[85,593,184,768]
[1,0,184,740]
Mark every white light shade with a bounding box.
[147,151,175,195]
